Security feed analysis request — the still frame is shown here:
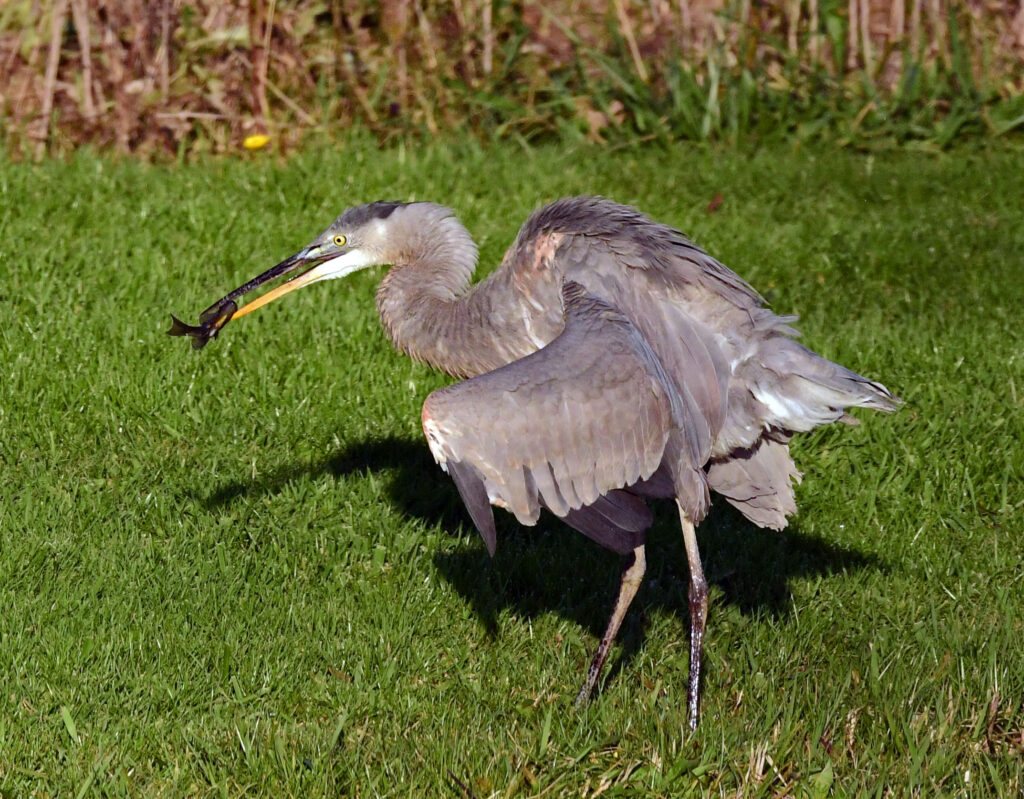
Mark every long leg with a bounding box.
[575,544,646,705]
[678,502,708,731]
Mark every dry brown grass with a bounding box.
[2,0,1023,158]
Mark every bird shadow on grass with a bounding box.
[200,433,883,684]
[199,434,470,531]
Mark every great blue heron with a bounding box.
[169,197,899,729]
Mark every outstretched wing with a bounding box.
[422,282,709,556]
[500,196,898,457]
[499,196,762,449]
[504,196,764,312]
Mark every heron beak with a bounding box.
[214,247,325,307]
[231,257,328,319]
[168,245,376,350]
[167,249,320,349]
[231,247,374,320]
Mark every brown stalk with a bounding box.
[884,0,906,88]
[415,0,440,72]
[339,50,380,125]
[482,0,493,77]
[786,0,799,55]
[809,0,820,65]
[155,111,243,121]
[266,78,316,126]
[69,0,94,119]
[679,0,692,42]
[249,0,273,127]
[847,0,860,69]
[738,0,752,67]
[381,0,411,113]
[36,0,69,160]
[613,0,648,82]
[159,0,171,100]
[450,0,467,34]
[414,72,440,134]
[859,0,872,75]
[97,6,126,151]
[1012,5,1024,57]
[889,0,906,46]
[910,0,922,59]
[927,0,949,69]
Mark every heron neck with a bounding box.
[376,253,555,379]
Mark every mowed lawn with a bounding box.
[1,142,1022,796]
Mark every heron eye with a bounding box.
[333,235,347,247]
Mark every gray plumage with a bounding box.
[180,196,900,730]
[375,199,897,532]
[423,282,699,550]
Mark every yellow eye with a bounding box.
[333,234,347,247]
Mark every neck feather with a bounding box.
[375,210,556,377]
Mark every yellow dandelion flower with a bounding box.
[243,134,271,150]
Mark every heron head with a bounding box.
[169,201,475,349]
[222,201,408,320]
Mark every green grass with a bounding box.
[1,141,1022,796]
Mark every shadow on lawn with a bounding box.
[202,434,882,672]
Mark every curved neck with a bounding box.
[375,221,557,378]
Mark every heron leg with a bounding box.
[574,544,646,705]
[678,503,708,732]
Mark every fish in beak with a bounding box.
[167,245,370,349]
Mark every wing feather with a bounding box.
[706,438,803,530]
[561,490,651,554]
[422,282,688,552]
[446,459,497,556]
[506,197,899,456]
[505,196,763,311]
[529,460,569,517]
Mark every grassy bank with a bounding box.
[0,141,1022,795]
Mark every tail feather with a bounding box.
[706,439,802,530]
[749,339,900,432]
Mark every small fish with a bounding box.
[167,299,238,350]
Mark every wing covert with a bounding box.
[422,282,692,551]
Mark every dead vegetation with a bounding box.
[2,0,1023,158]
